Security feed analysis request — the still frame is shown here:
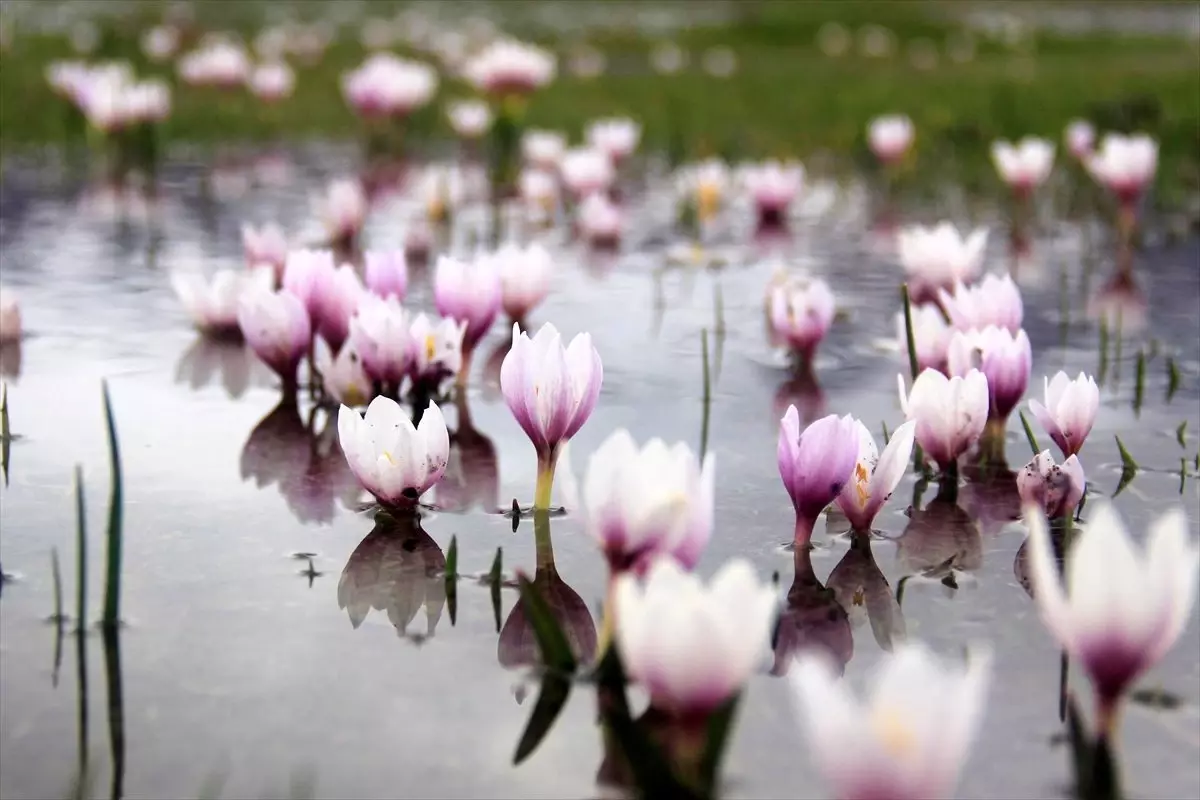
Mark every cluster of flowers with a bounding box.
[46,61,170,133]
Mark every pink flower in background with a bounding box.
[249,61,295,102]
[341,53,437,118]
[895,304,953,374]
[314,265,365,352]
[316,179,368,246]
[282,249,336,320]
[446,99,492,138]
[522,129,567,169]
[1086,133,1158,205]
[896,223,988,302]
[559,147,615,199]
[178,39,251,89]
[778,409,861,545]
[315,338,373,408]
[868,114,914,164]
[937,274,1023,333]
[349,294,412,388]
[0,286,22,343]
[408,314,466,392]
[242,223,290,278]
[740,160,804,226]
[767,276,835,364]
[172,268,273,337]
[586,117,641,163]
[496,242,553,322]
[141,25,180,63]
[464,39,556,96]
[434,254,502,351]
[946,326,1032,421]
[991,138,1055,194]
[237,286,311,384]
[1064,119,1095,160]
[577,193,623,248]
[363,249,408,300]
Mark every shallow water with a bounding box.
[1,149,1198,800]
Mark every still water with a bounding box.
[0,147,1198,799]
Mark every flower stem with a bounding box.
[532,510,555,571]
[534,447,559,511]
[595,573,618,664]
[792,513,815,547]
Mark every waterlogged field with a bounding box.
[0,2,1199,800]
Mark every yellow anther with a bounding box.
[424,334,437,362]
[871,706,916,757]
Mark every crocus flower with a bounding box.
[236,287,311,386]
[522,129,567,169]
[836,419,917,532]
[895,304,952,374]
[990,137,1055,194]
[341,53,437,118]
[433,254,502,352]
[559,147,614,199]
[172,268,273,337]
[1065,119,1095,160]
[417,164,467,223]
[767,276,835,365]
[1086,133,1158,205]
[314,264,365,352]
[242,222,289,278]
[778,409,861,545]
[937,273,1023,333]
[614,557,777,717]
[178,40,250,89]
[446,98,492,138]
[520,168,560,222]
[740,159,804,226]
[463,39,556,96]
[577,193,623,248]
[249,61,295,102]
[946,326,1032,421]
[1017,451,1084,520]
[584,429,715,573]
[349,294,411,389]
[408,313,466,392]
[500,322,603,509]
[363,249,408,301]
[496,242,552,323]
[337,396,450,509]
[315,337,372,407]
[896,223,988,302]
[789,642,991,800]
[867,114,915,165]
[897,368,989,473]
[317,179,368,246]
[282,248,335,320]
[141,25,179,62]
[1027,371,1100,458]
[676,159,730,223]
[586,117,641,163]
[0,286,21,343]
[1024,503,1198,734]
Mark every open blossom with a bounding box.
[768,276,835,364]
[172,268,273,337]
[178,40,250,88]
[434,254,502,350]
[236,287,311,383]
[1017,451,1085,519]
[0,286,22,343]
[585,117,640,163]
[349,294,412,388]
[778,409,861,544]
[354,251,407,302]
[408,313,465,390]
[242,223,289,277]
[577,193,622,248]
[464,39,556,96]
[836,419,917,532]
[1065,119,1095,160]
[897,368,989,472]
[341,53,437,118]
[896,304,952,373]
[897,223,988,300]
[790,642,991,800]
[1086,133,1158,204]
[338,396,450,508]
[315,337,372,407]
[615,558,777,716]
[868,114,915,164]
[937,273,1023,333]
[991,138,1055,193]
[946,327,1032,421]
[496,242,552,322]
[1024,503,1198,730]
[317,179,368,245]
[446,99,492,138]
[740,160,804,225]
[1027,371,1100,458]
[677,159,730,222]
[522,129,567,169]
[584,429,715,573]
[249,61,295,102]
[520,168,560,220]
[559,147,614,198]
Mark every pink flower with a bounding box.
[242,222,289,277]
[316,179,368,244]
[897,223,988,301]
[1086,133,1158,205]
[767,276,835,364]
[349,294,411,388]
[740,159,804,224]
[236,287,311,383]
[178,40,250,89]
[463,39,555,96]
[897,368,989,472]
[282,249,336,320]
[341,53,437,118]
[1016,450,1085,520]
[172,267,273,337]
[778,409,861,545]
[363,249,408,300]
[1065,119,1095,161]
[314,264,365,352]
[946,326,1032,421]
[868,114,914,164]
[835,419,917,532]
[559,147,614,198]
[1027,371,1100,458]
[433,254,502,350]
[522,130,566,169]
[496,242,552,322]
[895,304,952,374]
[577,193,622,248]
[990,138,1055,193]
[249,61,295,102]
[937,273,1023,333]
[585,117,640,163]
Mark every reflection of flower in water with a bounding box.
[498,513,596,676]
[338,512,446,641]
[959,463,1022,538]
[1088,268,1147,335]
[772,367,826,425]
[825,530,905,652]
[480,336,510,402]
[174,336,269,399]
[772,546,853,676]
[896,485,983,580]
[284,408,362,523]
[433,386,500,513]
[1013,518,1069,600]
[0,339,20,381]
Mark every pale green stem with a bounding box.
[534,446,560,511]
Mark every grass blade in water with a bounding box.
[445,535,458,627]
[512,674,571,766]
[101,382,123,629]
[1113,436,1139,498]
[900,283,920,381]
[101,627,125,800]
[699,328,711,460]
[52,547,65,687]
[490,547,503,634]
[515,573,578,675]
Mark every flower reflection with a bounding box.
[174,336,268,399]
[338,511,446,642]
[0,339,20,381]
[432,386,500,513]
[1013,516,1068,600]
[1088,265,1147,335]
[896,482,982,586]
[772,546,853,676]
[498,512,597,683]
[960,463,1022,538]
[825,530,906,652]
[480,334,511,401]
[772,365,826,424]
[240,399,359,524]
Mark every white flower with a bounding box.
[463,39,556,96]
[496,242,553,321]
[559,147,614,198]
[615,557,777,714]
[789,642,991,800]
[315,337,372,407]
[937,273,1023,333]
[897,368,989,471]
[836,419,917,532]
[577,193,622,246]
[522,129,567,169]
[341,53,437,117]
[1027,371,1100,458]
[446,98,492,138]
[896,223,988,296]
[408,313,466,388]
[249,61,295,101]
[349,294,412,388]
[337,396,450,506]
[172,268,273,336]
[895,304,952,373]
[868,114,915,163]
[585,117,641,162]
[1086,133,1158,202]
[317,179,368,242]
[990,137,1055,191]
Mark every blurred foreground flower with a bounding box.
[778,409,860,545]
[338,397,449,510]
[789,642,990,800]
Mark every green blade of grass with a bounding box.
[489,547,503,634]
[1177,421,1188,449]
[445,535,458,627]
[1018,411,1042,455]
[1166,356,1180,401]
[100,382,123,629]
[699,328,712,460]
[74,466,87,632]
[1132,349,1146,416]
[1113,435,1140,498]
[900,283,920,381]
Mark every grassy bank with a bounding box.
[1,1,1197,197]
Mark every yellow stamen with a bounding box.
[427,197,446,223]
[852,587,866,607]
[382,450,396,465]
[854,462,870,507]
[697,183,721,222]
[871,706,916,757]
[424,334,437,362]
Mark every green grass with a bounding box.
[1,0,1197,196]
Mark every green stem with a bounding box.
[533,510,556,572]
[534,447,560,511]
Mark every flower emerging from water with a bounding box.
[1027,371,1099,458]
[236,286,311,387]
[1086,133,1158,205]
[407,313,466,394]
[338,396,450,509]
[836,419,917,533]
[937,273,1023,333]
[496,242,552,323]
[778,409,861,545]
[433,254,502,353]
[946,326,1032,422]
[767,275,835,366]
[1017,450,1084,520]
[868,114,914,165]
[990,137,1055,194]
[341,53,437,118]
[896,223,988,302]
[0,285,22,344]
[463,39,556,97]
[173,268,273,337]
[586,117,641,163]
[897,368,989,473]
[349,294,411,389]
[363,249,408,301]
[739,159,804,227]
